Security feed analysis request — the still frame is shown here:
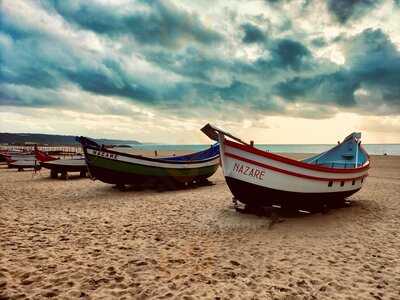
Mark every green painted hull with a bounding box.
[86,154,219,185]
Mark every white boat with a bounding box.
[201,124,370,210]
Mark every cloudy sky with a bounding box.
[1,0,400,144]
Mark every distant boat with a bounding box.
[7,160,41,172]
[201,124,370,210]
[77,136,220,188]
[34,147,87,179]
[0,151,37,170]
[34,147,58,162]
[1,153,36,164]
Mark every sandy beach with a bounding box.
[0,153,399,299]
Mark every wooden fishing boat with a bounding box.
[2,153,35,164]
[201,124,370,210]
[77,137,220,187]
[8,160,41,171]
[40,159,87,179]
[34,148,87,179]
[2,152,36,169]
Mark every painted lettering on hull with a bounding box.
[233,162,265,180]
[93,150,118,160]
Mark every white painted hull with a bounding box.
[219,138,369,206]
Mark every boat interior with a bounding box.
[302,132,369,168]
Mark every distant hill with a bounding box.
[0,133,141,146]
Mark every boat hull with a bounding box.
[84,149,219,185]
[219,139,369,209]
[226,176,360,209]
[40,159,87,173]
[8,160,40,171]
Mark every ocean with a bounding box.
[128,143,400,156]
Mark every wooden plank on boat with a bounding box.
[201,123,250,146]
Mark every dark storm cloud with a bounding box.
[275,71,360,107]
[0,23,256,110]
[270,39,312,71]
[143,34,314,89]
[347,29,400,104]
[47,0,222,48]
[311,37,327,48]
[0,37,64,91]
[326,0,381,24]
[63,59,160,104]
[264,0,289,4]
[144,47,232,83]
[1,0,399,120]
[0,86,56,108]
[0,2,316,115]
[0,33,157,107]
[242,38,314,76]
[274,28,400,109]
[241,23,267,44]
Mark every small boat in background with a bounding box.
[77,136,220,189]
[34,147,87,179]
[202,124,370,210]
[0,151,38,171]
[8,160,41,172]
[34,147,58,162]
[2,153,36,164]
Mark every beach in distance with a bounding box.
[0,151,399,299]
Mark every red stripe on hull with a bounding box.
[225,152,367,182]
[225,140,370,174]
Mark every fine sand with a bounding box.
[0,154,399,299]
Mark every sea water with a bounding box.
[129,144,400,156]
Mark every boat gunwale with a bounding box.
[86,155,219,176]
[83,145,220,165]
[225,152,368,182]
[40,159,86,167]
[225,139,370,174]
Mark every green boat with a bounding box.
[77,137,220,187]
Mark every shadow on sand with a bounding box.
[108,179,216,193]
[213,196,379,231]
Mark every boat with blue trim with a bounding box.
[201,123,370,210]
[77,136,220,188]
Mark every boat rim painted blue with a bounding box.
[77,136,220,165]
